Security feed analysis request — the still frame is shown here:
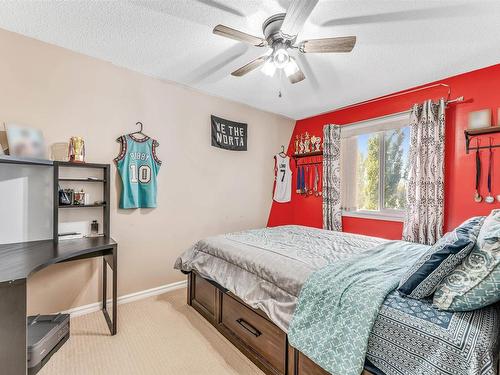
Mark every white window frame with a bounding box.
[341,112,410,222]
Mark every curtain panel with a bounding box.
[323,124,342,231]
[402,99,446,245]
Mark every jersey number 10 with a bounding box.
[130,164,152,184]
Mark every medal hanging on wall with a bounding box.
[296,165,302,193]
[307,166,314,195]
[485,139,495,204]
[304,166,309,196]
[474,143,483,203]
[314,165,322,197]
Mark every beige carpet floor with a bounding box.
[39,288,264,375]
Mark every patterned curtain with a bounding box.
[402,99,445,245]
[323,124,342,231]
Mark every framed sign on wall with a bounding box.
[211,115,247,151]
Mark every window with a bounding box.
[341,113,410,221]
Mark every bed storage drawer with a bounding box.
[288,346,329,375]
[220,293,286,375]
[190,272,217,322]
[288,345,375,375]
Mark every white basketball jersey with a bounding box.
[273,154,292,203]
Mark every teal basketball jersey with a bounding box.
[115,134,161,209]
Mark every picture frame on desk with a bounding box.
[5,123,46,158]
[0,126,8,155]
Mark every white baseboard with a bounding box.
[61,280,187,318]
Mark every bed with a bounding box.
[174,225,500,375]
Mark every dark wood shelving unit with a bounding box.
[292,151,323,166]
[59,178,106,182]
[53,161,110,243]
[58,203,106,209]
[55,161,110,169]
[464,126,500,154]
[292,151,323,159]
[0,157,118,374]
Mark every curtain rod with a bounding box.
[333,83,464,113]
[339,92,464,130]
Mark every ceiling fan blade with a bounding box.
[194,0,245,17]
[280,0,319,39]
[213,24,267,47]
[231,55,268,77]
[286,58,305,84]
[299,36,356,53]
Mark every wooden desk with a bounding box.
[0,237,117,375]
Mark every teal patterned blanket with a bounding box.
[288,240,427,375]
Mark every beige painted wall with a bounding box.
[0,29,294,314]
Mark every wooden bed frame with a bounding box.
[187,271,375,375]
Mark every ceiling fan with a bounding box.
[212,0,356,84]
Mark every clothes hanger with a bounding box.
[279,145,287,157]
[129,122,148,139]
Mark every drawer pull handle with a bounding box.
[236,318,262,337]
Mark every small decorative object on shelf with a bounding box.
[59,188,73,205]
[294,135,299,154]
[0,128,7,155]
[68,136,85,163]
[313,136,321,152]
[298,134,305,154]
[90,220,99,237]
[73,190,87,205]
[468,109,491,130]
[304,132,311,153]
[51,142,69,162]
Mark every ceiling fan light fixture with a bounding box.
[273,47,290,68]
[261,57,276,77]
[284,58,299,77]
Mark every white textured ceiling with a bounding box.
[0,0,499,119]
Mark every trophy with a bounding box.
[298,134,305,154]
[294,135,300,155]
[311,135,317,150]
[304,132,310,153]
[69,136,85,163]
[314,136,321,152]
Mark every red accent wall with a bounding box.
[268,64,500,239]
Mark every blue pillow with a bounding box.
[398,216,485,299]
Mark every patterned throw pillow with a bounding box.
[433,210,500,311]
[398,216,485,299]
[476,209,500,248]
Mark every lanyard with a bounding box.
[474,145,482,202]
[486,143,494,203]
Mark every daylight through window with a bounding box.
[341,113,410,220]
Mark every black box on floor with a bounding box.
[27,314,70,375]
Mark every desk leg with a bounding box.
[102,246,117,335]
[0,279,27,375]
